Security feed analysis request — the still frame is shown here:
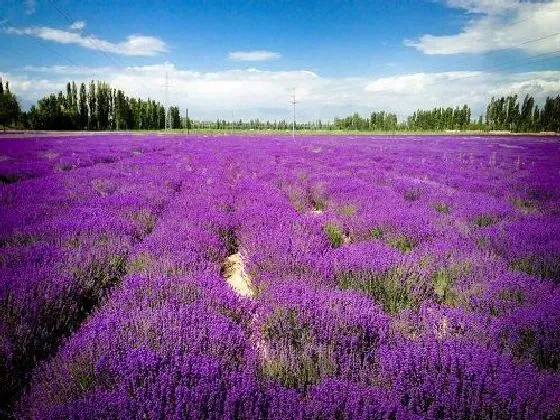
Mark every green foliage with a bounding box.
[0,174,21,184]
[0,78,21,130]
[431,201,449,213]
[70,360,97,392]
[307,185,328,211]
[486,94,560,133]
[0,234,36,248]
[337,268,418,313]
[509,328,559,371]
[476,237,490,249]
[263,308,310,349]
[497,288,525,304]
[130,209,156,239]
[404,190,421,201]
[73,254,127,307]
[324,222,344,248]
[387,235,416,253]
[127,253,152,274]
[339,203,357,217]
[369,227,384,239]
[407,104,471,131]
[433,268,456,305]
[261,308,335,389]
[260,352,335,390]
[510,256,560,284]
[218,227,239,255]
[512,198,537,212]
[333,111,398,131]
[475,215,496,228]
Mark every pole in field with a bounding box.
[165,72,169,131]
[186,108,189,135]
[290,90,297,139]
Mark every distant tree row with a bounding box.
[333,111,398,131]
[1,78,560,133]
[407,105,471,131]
[20,81,184,130]
[487,94,560,133]
[0,78,21,131]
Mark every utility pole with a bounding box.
[291,90,297,139]
[186,108,189,135]
[165,72,169,132]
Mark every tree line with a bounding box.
[23,81,185,130]
[407,105,472,131]
[486,94,560,133]
[333,111,398,131]
[0,79,21,131]
[1,78,559,133]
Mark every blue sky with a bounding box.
[2,0,560,120]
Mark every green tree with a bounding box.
[79,83,88,129]
[88,81,97,129]
[0,79,21,131]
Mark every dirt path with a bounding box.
[221,252,255,297]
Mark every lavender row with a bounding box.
[0,148,186,410]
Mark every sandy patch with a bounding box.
[221,252,254,297]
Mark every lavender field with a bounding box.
[1,134,559,419]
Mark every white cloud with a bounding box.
[406,1,560,54]
[3,65,560,121]
[24,0,36,15]
[228,50,281,61]
[70,21,86,31]
[5,25,167,56]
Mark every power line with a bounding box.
[1,15,100,79]
[512,31,560,49]
[45,0,128,69]
[452,48,560,82]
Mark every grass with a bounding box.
[433,268,456,305]
[369,227,384,239]
[475,214,496,228]
[127,253,152,274]
[324,222,344,248]
[307,185,328,212]
[404,189,421,201]
[339,204,357,217]
[512,197,537,212]
[218,227,239,255]
[368,226,416,253]
[509,256,560,284]
[0,174,22,184]
[431,201,449,214]
[387,235,417,253]
[337,268,418,314]
[510,328,559,371]
[261,307,335,389]
[130,209,156,239]
[0,234,36,248]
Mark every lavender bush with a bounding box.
[1,134,559,418]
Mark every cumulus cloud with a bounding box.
[406,0,560,54]
[228,50,281,61]
[4,65,560,121]
[4,25,167,56]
